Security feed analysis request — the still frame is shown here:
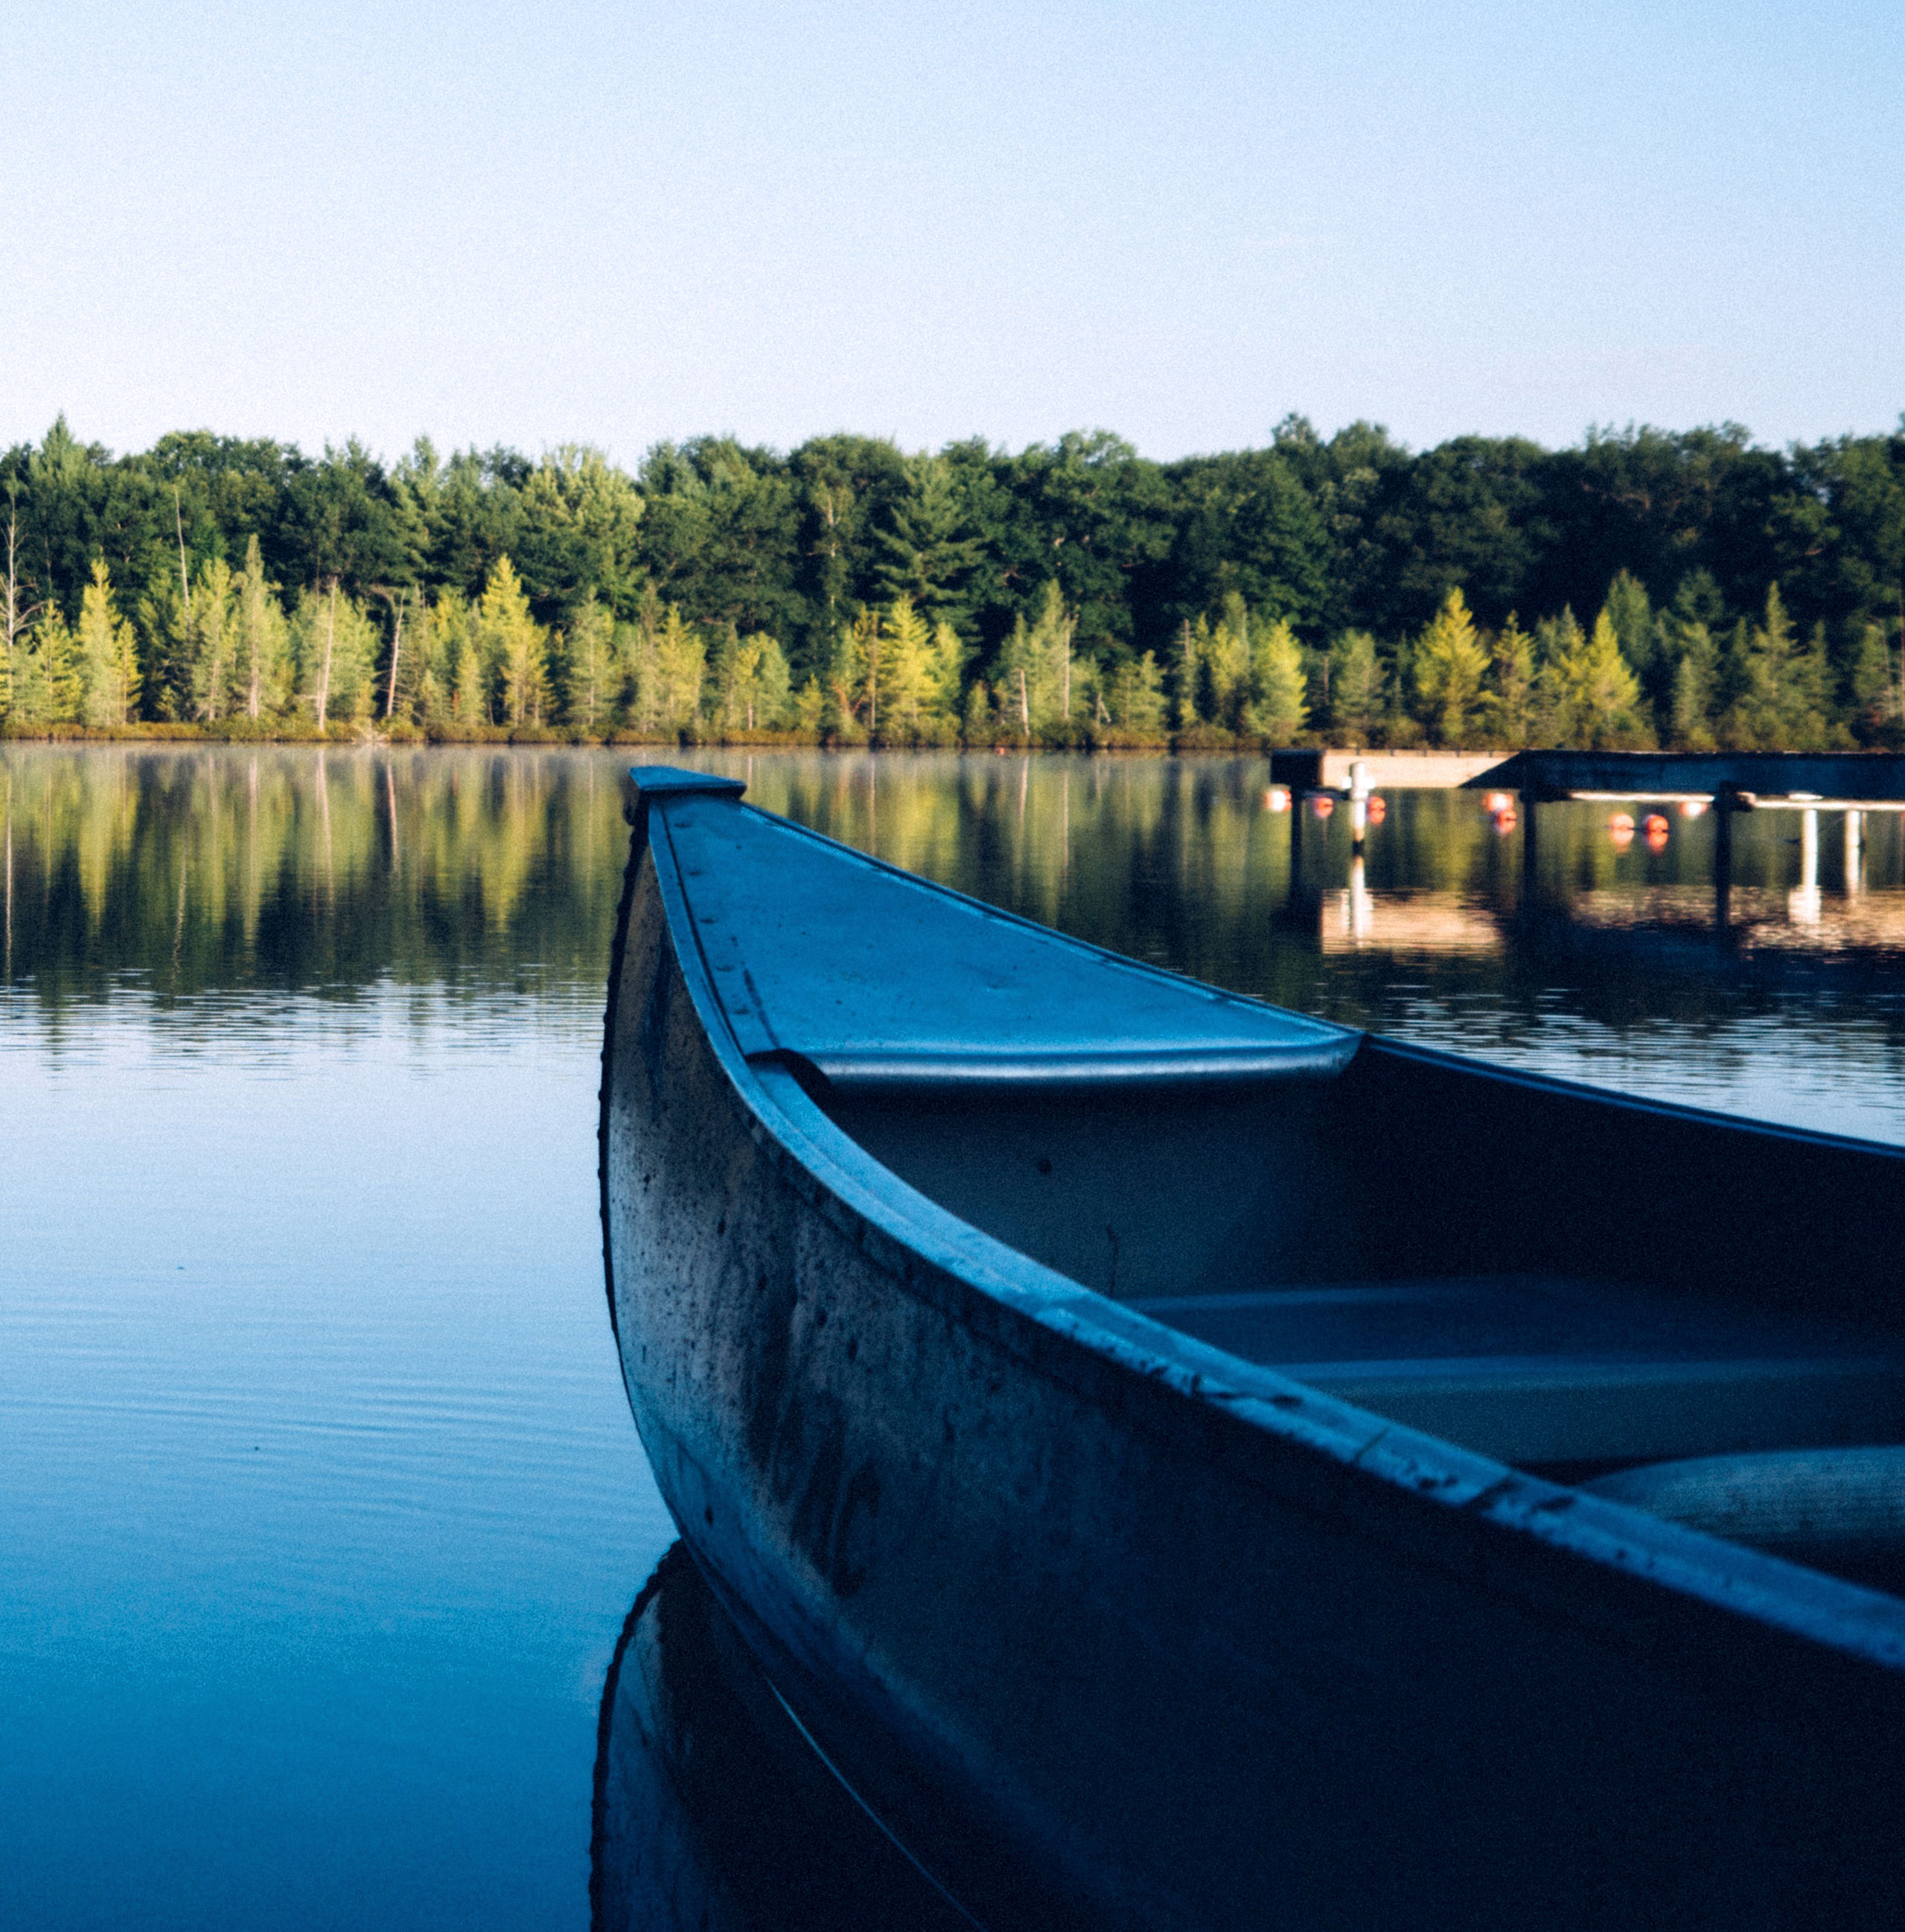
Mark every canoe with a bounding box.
[599,765,1905,1931]
[590,1543,963,1932]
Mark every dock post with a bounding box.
[1519,791,1538,900]
[1790,807,1822,924]
[1349,759,1369,848]
[1845,809,1863,895]
[1712,783,1752,934]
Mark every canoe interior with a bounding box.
[816,1045,1905,1592]
[625,769,1905,1604]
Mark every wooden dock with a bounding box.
[1467,750,1905,811]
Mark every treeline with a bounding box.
[3,415,1902,749]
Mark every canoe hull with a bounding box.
[603,802,1905,1931]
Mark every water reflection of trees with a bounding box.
[1,746,630,1008]
[10,749,1905,1072]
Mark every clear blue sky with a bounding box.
[4,0,1900,464]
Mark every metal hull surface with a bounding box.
[602,771,1905,1931]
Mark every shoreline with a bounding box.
[0,724,1503,783]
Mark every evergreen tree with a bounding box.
[235,535,290,720]
[1669,621,1720,750]
[1105,651,1167,733]
[1245,615,1307,739]
[76,560,138,727]
[1328,631,1382,744]
[1657,570,1726,747]
[1603,570,1657,683]
[875,596,935,741]
[1846,620,1898,745]
[479,556,548,727]
[565,595,616,734]
[1204,593,1251,729]
[1170,617,1204,730]
[188,559,237,722]
[1483,613,1535,747]
[714,630,791,731]
[1721,584,1830,750]
[961,677,994,745]
[874,454,980,630]
[1413,587,1488,745]
[10,608,76,724]
[653,605,706,732]
[925,619,968,725]
[1539,606,1645,748]
[293,582,378,729]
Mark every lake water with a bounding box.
[7,745,1905,1929]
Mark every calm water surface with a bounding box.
[7,745,1905,1928]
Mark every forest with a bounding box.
[2,414,1902,750]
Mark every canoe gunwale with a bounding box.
[610,777,1905,1677]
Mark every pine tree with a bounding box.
[715,631,790,732]
[1668,622,1719,749]
[1170,618,1204,730]
[1847,620,1897,745]
[1539,606,1645,747]
[1245,616,1307,740]
[1603,570,1658,686]
[1029,581,1077,729]
[1722,584,1828,750]
[654,605,706,733]
[479,556,548,727]
[1413,587,1488,745]
[189,558,236,721]
[1328,631,1382,744]
[235,536,289,721]
[925,619,968,724]
[1204,593,1251,729]
[876,596,934,740]
[873,454,980,628]
[77,560,138,727]
[1483,614,1534,747]
[565,596,615,735]
[1658,570,1726,748]
[1105,651,1167,733]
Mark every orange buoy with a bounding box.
[1643,814,1670,836]
[1366,795,1386,823]
[1486,791,1513,813]
[1680,799,1708,818]
[1609,812,1636,832]
[1310,794,1335,819]
[1493,808,1518,834]
[1263,785,1290,812]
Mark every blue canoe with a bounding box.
[599,766,1905,1931]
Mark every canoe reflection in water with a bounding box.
[591,1543,971,1932]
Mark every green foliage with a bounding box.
[1412,588,1488,746]
[1327,631,1383,745]
[1537,607,1647,749]
[1245,616,1307,741]
[77,561,138,727]
[1483,615,1536,747]
[478,556,549,727]
[1720,585,1834,750]
[4,414,1904,749]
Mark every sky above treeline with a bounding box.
[6,1,1900,465]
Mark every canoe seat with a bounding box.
[1583,1447,1905,1595]
[1130,1277,1905,1467]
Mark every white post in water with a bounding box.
[1845,809,1863,896]
[1791,807,1822,925]
[1349,759,1370,847]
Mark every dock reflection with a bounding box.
[591,1544,969,1932]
